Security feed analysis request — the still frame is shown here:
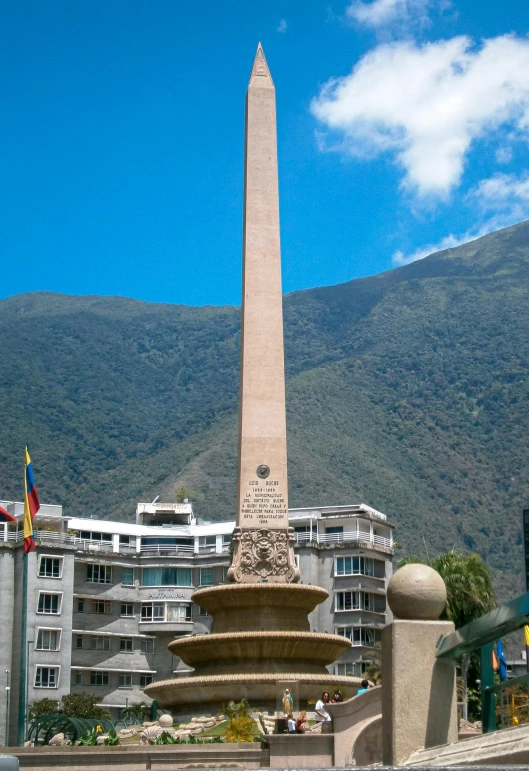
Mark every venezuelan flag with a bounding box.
[23,446,40,555]
[0,505,16,523]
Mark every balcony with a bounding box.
[139,543,195,556]
[293,530,392,551]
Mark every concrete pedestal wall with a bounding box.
[382,619,458,765]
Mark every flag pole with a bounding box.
[17,442,38,747]
[17,553,28,746]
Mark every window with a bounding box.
[76,635,84,648]
[337,627,376,646]
[335,591,374,612]
[121,603,134,617]
[35,667,59,688]
[199,606,209,617]
[90,671,109,686]
[167,603,192,622]
[199,568,213,586]
[141,602,165,622]
[335,556,374,577]
[92,600,112,615]
[87,564,112,584]
[77,599,84,613]
[141,567,192,587]
[119,534,130,546]
[141,639,154,654]
[121,567,135,586]
[119,674,132,688]
[294,525,310,533]
[36,629,61,651]
[37,593,61,615]
[335,662,366,677]
[199,535,216,549]
[140,675,153,688]
[91,636,111,651]
[80,531,112,543]
[222,534,232,545]
[325,526,343,534]
[39,557,62,579]
[73,671,83,686]
[120,638,133,653]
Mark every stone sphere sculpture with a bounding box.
[158,714,174,728]
[387,563,447,620]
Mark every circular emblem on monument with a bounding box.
[256,464,270,479]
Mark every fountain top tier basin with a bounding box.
[193,582,328,633]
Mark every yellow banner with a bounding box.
[524,625,529,648]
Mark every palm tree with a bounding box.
[398,550,496,720]
[121,701,151,725]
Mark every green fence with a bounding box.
[436,591,529,733]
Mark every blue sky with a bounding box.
[2,0,529,306]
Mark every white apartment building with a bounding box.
[0,498,394,742]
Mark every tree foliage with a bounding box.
[28,698,58,722]
[397,550,496,628]
[1,222,529,591]
[121,701,150,724]
[61,693,111,720]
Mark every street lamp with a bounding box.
[5,669,10,747]
[25,640,34,741]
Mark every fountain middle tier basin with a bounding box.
[170,631,351,675]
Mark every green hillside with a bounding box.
[1,220,528,592]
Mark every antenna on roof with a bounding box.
[151,495,160,505]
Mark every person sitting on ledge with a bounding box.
[357,679,370,695]
[315,691,331,722]
[331,689,343,703]
[296,711,309,733]
[287,713,296,733]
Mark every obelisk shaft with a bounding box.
[229,44,298,583]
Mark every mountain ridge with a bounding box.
[1,219,528,593]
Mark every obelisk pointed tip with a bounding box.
[249,41,274,88]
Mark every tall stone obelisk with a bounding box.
[228,43,299,584]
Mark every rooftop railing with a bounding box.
[293,530,392,550]
[2,527,392,552]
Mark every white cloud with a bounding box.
[495,146,513,164]
[393,172,529,265]
[277,19,288,33]
[474,171,529,210]
[393,231,474,265]
[347,0,431,28]
[311,35,529,197]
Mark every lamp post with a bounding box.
[25,640,33,741]
[5,669,10,746]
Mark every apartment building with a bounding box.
[0,498,394,742]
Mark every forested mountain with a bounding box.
[1,220,528,592]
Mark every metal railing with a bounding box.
[139,543,194,555]
[2,527,392,552]
[436,591,529,733]
[293,530,392,550]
